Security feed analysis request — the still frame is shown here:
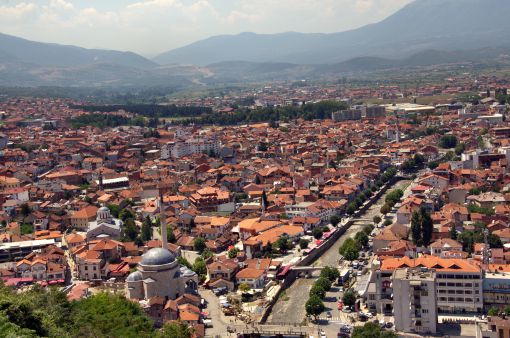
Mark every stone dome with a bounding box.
[126,270,142,282]
[98,206,110,213]
[140,248,175,266]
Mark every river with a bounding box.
[266,179,411,324]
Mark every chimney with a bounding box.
[160,191,168,249]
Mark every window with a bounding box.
[85,266,88,271]
[465,283,472,287]
[422,309,428,314]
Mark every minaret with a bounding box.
[159,191,168,249]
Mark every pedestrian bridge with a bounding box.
[289,266,327,278]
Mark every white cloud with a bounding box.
[0,2,37,21]
[0,0,413,55]
[49,0,73,10]
[227,10,261,25]
[354,0,374,13]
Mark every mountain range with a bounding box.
[1,0,510,87]
[154,0,510,65]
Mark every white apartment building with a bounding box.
[392,268,437,334]
[368,256,483,316]
[161,138,221,159]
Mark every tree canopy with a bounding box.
[305,295,325,320]
[0,284,184,338]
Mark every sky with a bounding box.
[0,0,413,57]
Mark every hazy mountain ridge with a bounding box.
[154,0,510,65]
[0,33,156,69]
[1,0,510,87]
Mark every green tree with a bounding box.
[330,215,341,227]
[72,293,154,337]
[107,204,120,218]
[346,202,357,215]
[166,225,176,244]
[320,266,340,282]
[339,238,360,261]
[238,283,251,293]
[312,227,323,240]
[488,307,499,316]
[351,322,397,338]
[373,216,382,224]
[309,284,326,299]
[275,235,292,253]
[439,134,458,149]
[385,189,403,205]
[363,224,374,235]
[123,219,138,241]
[156,321,192,338]
[193,237,206,253]
[305,296,325,320]
[380,203,391,215]
[455,142,465,155]
[299,238,309,250]
[410,211,422,246]
[261,190,268,210]
[119,208,135,221]
[355,231,369,247]
[342,289,356,307]
[192,257,207,277]
[315,277,332,292]
[227,247,239,259]
[344,246,359,261]
[420,208,433,246]
[141,216,152,242]
[20,203,31,217]
[175,257,191,270]
[469,187,481,196]
[450,226,457,240]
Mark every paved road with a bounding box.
[267,180,411,327]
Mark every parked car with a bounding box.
[327,311,332,319]
[339,286,344,292]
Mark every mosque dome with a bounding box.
[126,270,143,282]
[140,248,175,266]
